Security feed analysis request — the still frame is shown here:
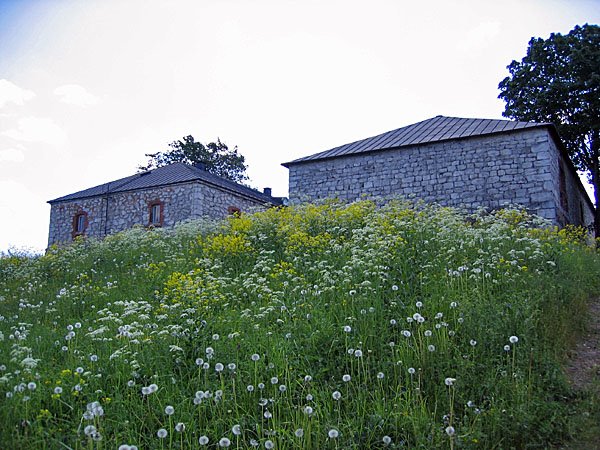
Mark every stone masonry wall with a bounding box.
[288,128,593,226]
[48,181,272,246]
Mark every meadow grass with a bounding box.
[1,200,599,449]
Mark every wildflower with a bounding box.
[470,339,477,346]
[383,435,392,445]
[270,376,278,384]
[332,390,341,400]
[428,344,436,352]
[445,426,455,436]
[504,345,511,352]
[157,428,168,439]
[175,422,185,432]
[509,335,519,344]
[343,325,352,332]
[295,428,304,437]
[199,436,209,445]
[390,319,397,325]
[402,330,411,338]
[392,285,399,291]
[258,383,265,390]
[141,386,151,395]
[342,374,351,382]
[354,349,363,357]
[127,380,135,387]
[424,330,432,337]
[265,440,275,449]
[27,382,36,390]
[219,437,231,447]
[196,358,204,366]
[450,302,458,308]
[165,405,174,415]
[228,363,236,370]
[408,367,415,375]
[90,355,98,362]
[215,363,224,372]
[377,372,385,379]
[247,385,254,392]
[84,425,97,436]
[445,377,456,386]
[304,375,312,382]
[251,353,260,361]
[264,410,272,419]
[232,424,241,435]
[279,384,287,392]
[212,334,220,340]
[303,405,313,415]
[54,387,63,395]
[328,429,339,439]
[249,439,259,446]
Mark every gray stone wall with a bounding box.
[48,181,273,246]
[288,128,594,226]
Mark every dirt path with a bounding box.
[562,298,600,449]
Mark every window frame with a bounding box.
[72,211,88,239]
[148,200,164,227]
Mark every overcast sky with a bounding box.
[1,0,598,253]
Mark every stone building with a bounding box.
[47,162,283,246]
[283,115,594,227]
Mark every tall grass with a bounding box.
[1,200,599,449]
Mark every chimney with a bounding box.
[194,162,207,171]
[263,187,272,197]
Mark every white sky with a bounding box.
[1,0,598,253]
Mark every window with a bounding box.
[72,211,88,239]
[228,206,241,216]
[148,200,164,226]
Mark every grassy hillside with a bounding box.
[1,200,599,449]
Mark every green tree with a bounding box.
[138,135,248,183]
[498,24,600,236]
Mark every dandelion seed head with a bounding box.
[408,367,415,375]
[295,428,304,438]
[164,405,174,415]
[332,390,341,400]
[504,345,511,352]
[175,422,185,432]
[445,377,456,386]
[265,440,275,449]
[218,437,231,447]
[377,372,385,379]
[383,435,392,445]
[251,353,260,361]
[232,424,241,435]
[199,436,209,445]
[343,325,352,332]
[509,335,519,344]
[445,426,455,436]
[328,429,339,439]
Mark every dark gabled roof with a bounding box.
[48,162,282,205]
[282,115,551,166]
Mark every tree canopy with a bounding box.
[138,135,249,183]
[498,23,600,233]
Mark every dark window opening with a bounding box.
[228,206,241,216]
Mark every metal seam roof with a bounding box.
[282,116,550,166]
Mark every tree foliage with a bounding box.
[138,135,248,183]
[498,24,599,231]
